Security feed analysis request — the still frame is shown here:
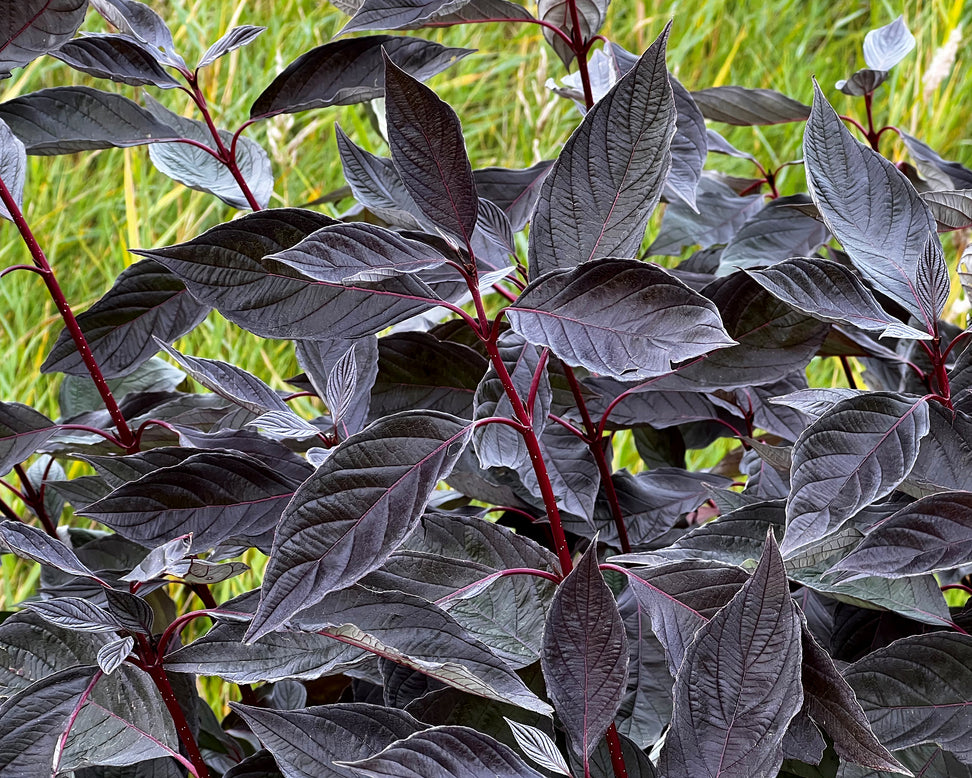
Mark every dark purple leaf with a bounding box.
[0,666,96,775]
[474,332,550,472]
[902,133,972,190]
[416,0,535,26]
[0,520,97,579]
[690,85,811,126]
[0,118,26,221]
[197,24,265,69]
[140,94,273,209]
[223,750,284,778]
[382,52,478,246]
[838,745,972,778]
[96,635,134,674]
[50,34,181,88]
[505,718,570,776]
[648,174,765,256]
[921,189,972,232]
[251,36,472,118]
[136,209,440,340]
[837,69,889,97]
[803,81,940,328]
[800,625,908,773]
[829,492,972,580]
[541,544,627,759]
[863,16,915,71]
[528,27,675,277]
[915,232,951,321]
[663,75,707,210]
[525,421,600,522]
[582,731,657,778]
[247,411,471,642]
[232,702,425,778]
[0,87,181,154]
[473,162,552,232]
[623,560,749,676]
[369,331,486,420]
[747,257,931,340]
[165,620,362,683]
[659,531,804,778]
[292,586,551,714]
[338,725,546,778]
[90,0,187,71]
[297,336,379,437]
[0,402,59,476]
[80,451,299,551]
[341,0,474,34]
[843,632,972,760]
[0,0,87,75]
[537,0,605,67]
[103,589,154,635]
[508,258,733,381]
[782,393,930,557]
[25,597,125,633]
[719,194,830,273]
[908,405,972,493]
[781,708,826,765]
[269,222,451,282]
[41,259,210,378]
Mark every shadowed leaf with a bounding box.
[0,0,87,75]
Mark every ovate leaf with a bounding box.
[50,34,182,88]
[90,0,187,71]
[843,632,972,761]
[197,25,265,69]
[690,86,810,126]
[0,520,97,580]
[505,718,571,776]
[537,0,606,68]
[0,87,180,154]
[251,36,472,117]
[232,702,424,778]
[341,0,475,35]
[541,544,628,760]
[0,118,26,221]
[803,80,940,328]
[782,393,930,557]
[507,259,733,381]
[338,726,546,778]
[863,16,916,71]
[660,531,804,778]
[0,0,87,75]
[0,402,58,476]
[247,411,470,642]
[528,26,676,278]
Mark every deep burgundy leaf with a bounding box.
[837,68,889,97]
[338,725,546,778]
[528,26,675,278]
[863,16,915,71]
[341,0,475,34]
[0,666,96,774]
[0,0,87,75]
[690,85,811,125]
[0,520,98,579]
[103,588,154,635]
[0,402,59,476]
[90,0,187,70]
[921,189,972,232]
[747,257,931,340]
[50,34,181,88]
[782,393,930,557]
[473,162,553,232]
[525,420,600,522]
[803,81,940,327]
[648,174,764,256]
[269,222,451,282]
[25,597,125,633]
[829,492,972,580]
[41,259,210,378]
[719,195,830,273]
[135,209,440,340]
[907,405,972,493]
[800,625,908,774]
[508,258,733,381]
[247,411,471,642]
[0,87,181,154]
[382,52,478,246]
[165,620,362,683]
[843,632,972,760]
[369,332,487,420]
[292,586,551,714]
[297,336,379,437]
[915,232,951,321]
[414,0,535,26]
[664,76,707,210]
[80,451,299,551]
[902,132,972,190]
[233,703,425,778]
[541,544,627,759]
[660,531,804,778]
[251,36,471,117]
[537,0,605,67]
[0,118,26,221]
[838,745,972,778]
[197,24,265,69]
[623,560,749,676]
[141,94,273,209]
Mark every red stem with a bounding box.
[143,660,210,778]
[0,177,136,450]
[13,463,56,536]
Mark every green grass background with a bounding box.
[1,0,970,682]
